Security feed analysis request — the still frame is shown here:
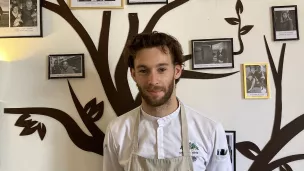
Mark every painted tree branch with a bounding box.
[95,11,126,117]
[4,108,103,155]
[268,154,304,170]
[67,80,104,138]
[114,13,140,116]
[225,0,253,56]
[143,0,189,33]
[235,4,243,55]
[242,36,304,170]
[249,113,304,170]
[263,36,285,139]
[181,70,239,79]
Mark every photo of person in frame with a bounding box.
[274,10,295,31]
[245,64,268,98]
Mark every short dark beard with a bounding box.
[137,78,175,107]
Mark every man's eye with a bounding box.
[139,70,147,73]
[158,68,167,72]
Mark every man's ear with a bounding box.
[174,64,182,80]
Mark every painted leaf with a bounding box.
[280,164,293,171]
[236,141,260,160]
[20,126,38,136]
[84,98,104,122]
[225,18,240,25]
[37,123,47,140]
[84,98,97,113]
[15,114,31,127]
[240,25,254,35]
[235,0,243,14]
[91,101,104,122]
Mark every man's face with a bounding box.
[62,61,68,69]
[251,66,256,73]
[131,47,182,107]
[283,12,288,19]
[26,1,32,9]
[13,6,18,13]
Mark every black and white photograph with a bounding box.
[0,0,42,38]
[0,0,9,27]
[191,38,234,70]
[127,0,167,5]
[48,54,85,79]
[272,5,299,41]
[243,63,270,99]
[68,0,123,9]
[225,131,236,171]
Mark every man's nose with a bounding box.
[148,71,159,85]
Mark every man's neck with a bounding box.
[141,97,179,118]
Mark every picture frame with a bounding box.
[225,131,236,171]
[0,0,43,38]
[48,53,85,79]
[191,38,234,70]
[68,0,123,9]
[243,63,270,99]
[271,5,299,41]
[127,0,168,5]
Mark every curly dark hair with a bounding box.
[125,31,184,84]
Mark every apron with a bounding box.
[127,104,194,171]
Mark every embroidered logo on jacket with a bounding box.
[179,142,199,162]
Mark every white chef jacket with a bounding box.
[103,101,233,171]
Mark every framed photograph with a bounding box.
[191,38,234,70]
[225,131,236,171]
[0,0,42,38]
[272,5,299,41]
[127,0,168,5]
[243,63,270,99]
[48,54,85,79]
[68,0,123,9]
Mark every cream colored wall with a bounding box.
[1,0,304,170]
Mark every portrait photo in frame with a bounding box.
[272,5,299,41]
[68,0,123,9]
[243,63,270,99]
[48,53,85,79]
[127,0,167,5]
[191,38,234,70]
[0,0,42,38]
[225,131,236,171]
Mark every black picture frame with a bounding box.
[271,5,299,41]
[127,0,168,5]
[0,0,43,38]
[225,130,236,171]
[191,38,234,70]
[48,53,85,79]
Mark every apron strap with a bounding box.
[131,103,191,157]
[180,104,191,156]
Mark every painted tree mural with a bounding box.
[234,36,304,171]
[7,0,304,171]
[4,0,242,156]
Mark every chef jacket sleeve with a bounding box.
[103,123,124,171]
[206,123,233,171]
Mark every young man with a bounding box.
[103,32,232,171]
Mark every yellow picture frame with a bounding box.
[243,63,270,99]
[68,0,124,10]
